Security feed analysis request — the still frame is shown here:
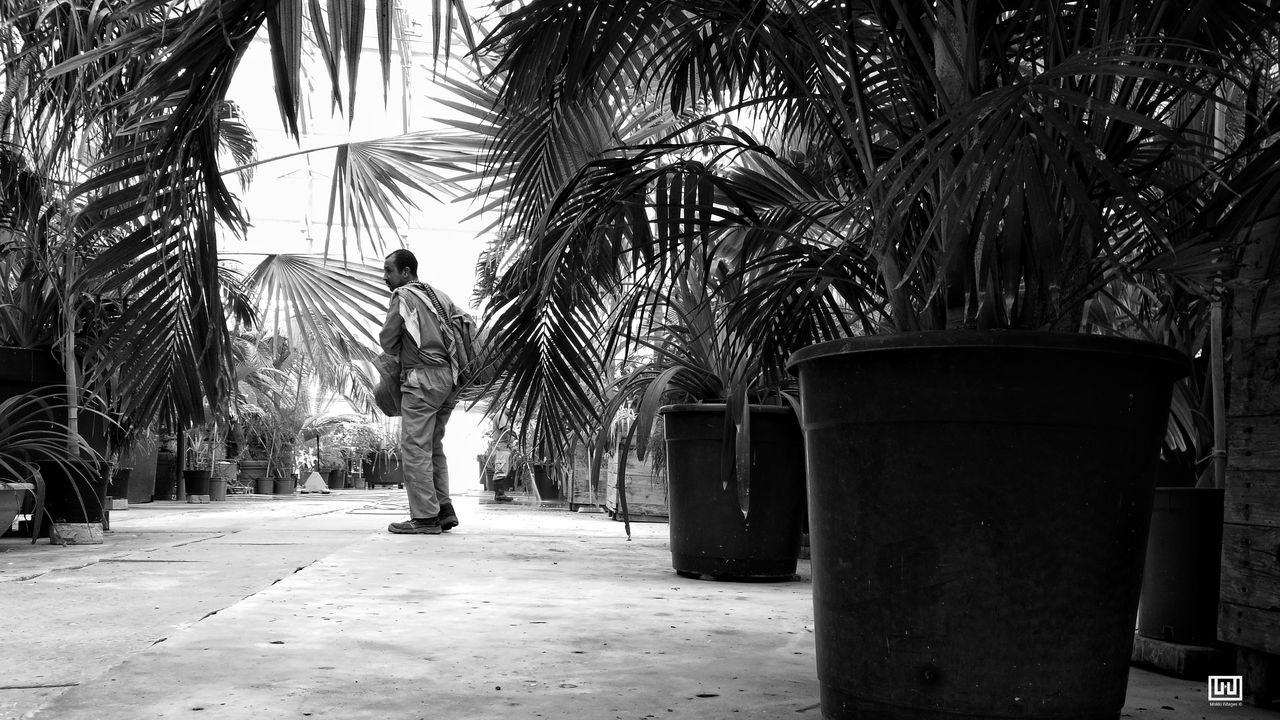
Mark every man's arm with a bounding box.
[380,293,403,356]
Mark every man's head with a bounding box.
[383,249,418,290]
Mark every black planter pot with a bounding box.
[787,331,1186,720]
[0,347,111,455]
[123,442,159,504]
[1137,487,1225,646]
[182,469,211,496]
[126,458,154,504]
[154,451,178,501]
[531,462,564,501]
[0,346,60,400]
[239,460,270,494]
[109,467,132,500]
[37,460,108,524]
[660,403,806,581]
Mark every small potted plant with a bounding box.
[183,423,217,503]
[318,447,345,490]
[596,264,805,580]
[0,388,111,543]
[332,422,387,489]
[238,404,301,495]
[233,413,275,494]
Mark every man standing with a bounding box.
[380,248,461,535]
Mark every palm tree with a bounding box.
[464,1,1280,452]
[0,0,475,436]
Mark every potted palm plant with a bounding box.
[183,423,221,503]
[596,262,806,580]
[465,3,1280,719]
[241,407,301,496]
[0,145,120,541]
[0,389,108,543]
[0,6,238,455]
[331,422,385,489]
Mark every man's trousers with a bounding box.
[400,364,457,519]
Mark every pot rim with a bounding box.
[786,330,1187,376]
[658,402,794,416]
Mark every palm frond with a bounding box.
[217,102,259,189]
[235,253,386,396]
[322,131,470,258]
[29,1,478,433]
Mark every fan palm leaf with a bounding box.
[321,130,470,259]
[233,253,387,395]
[19,0,473,432]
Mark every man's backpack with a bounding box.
[421,284,495,388]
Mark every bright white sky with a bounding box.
[222,9,500,488]
[223,21,489,308]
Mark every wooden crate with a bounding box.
[567,440,668,519]
[1221,218,1280,700]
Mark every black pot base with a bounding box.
[822,690,1120,720]
[675,569,796,583]
[672,553,798,582]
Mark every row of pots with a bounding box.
[20,461,297,530]
[1,337,1217,718]
[660,332,1205,720]
[124,459,306,499]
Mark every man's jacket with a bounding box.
[379,282,459,371]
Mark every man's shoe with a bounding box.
[437,503,460,532]
[388,518,442,535]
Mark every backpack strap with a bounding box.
[418,283,456,358]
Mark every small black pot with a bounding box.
[182,469,212,496]
[154,451,178,501]
[1137,487,1225,645]
[660,403,806,581]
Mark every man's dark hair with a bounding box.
[386,248,418,275]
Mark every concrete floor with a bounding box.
[1,490,1276,720]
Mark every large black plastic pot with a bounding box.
[787,331,1186,720]
[660,403,806,581]
[37,460,108,524]
[1136,487,1224,646]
